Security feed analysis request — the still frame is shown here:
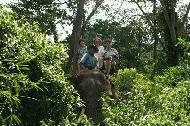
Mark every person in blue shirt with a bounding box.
[80,45,99,71]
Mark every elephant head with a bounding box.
[75,70,119,120]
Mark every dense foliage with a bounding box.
[1,2,190,125]
[101,67,190,125]
[0,7,92,125]
[9,0,76,41]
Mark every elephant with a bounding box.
[73,70,119,122]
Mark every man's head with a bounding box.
[79,39,85,47]
[89,45,99,55]
[105,39,112,49]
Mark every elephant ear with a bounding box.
[94,72,113,96]
[101,78,112,96]
[109,80,120,101]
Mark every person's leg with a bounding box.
[76,59,81,75]
[103,60,108,73]
[106,60,112,75]
[99,57,103,68]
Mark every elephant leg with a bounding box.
[85,96,99,120]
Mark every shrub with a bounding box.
[101,68,190,125]
[0,7,92,125]
[154,66,190,87]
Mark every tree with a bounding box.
[130,0,190,71]
[9,0,68,42]
[69,0,105,73]
[0,7,91,125]
[160,0,190,66]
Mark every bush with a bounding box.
[0,7,92,125]
[154,66,190,87]
[101,68,190,125]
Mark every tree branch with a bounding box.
[85,0,104,23]
[159,0,170,27]
[53,2,67,5]
[160,0,177,46]
[182,2,190,26]
[133,0,162,42]
[133,1,152,26]
[81,0,104,36]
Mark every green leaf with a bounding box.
[31,82,43,91]
[10,114,21,125]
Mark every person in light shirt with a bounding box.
[93,37,104,68]
[103,39,119,76]
[76,39,88,75]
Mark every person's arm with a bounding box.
[80,54,89,71]
[100,46,105,57]
[85,47,88,53]
[113,48,119,59]
[80,63,86,70]
[96,57,100,69]
[80,53,87,65]
[104,50,109,60]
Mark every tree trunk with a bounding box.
[68,0,85,73]
[152,0,158,77]
[160,0,179,66]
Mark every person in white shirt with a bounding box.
[93,37,104,68]
[103,39,119,76]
